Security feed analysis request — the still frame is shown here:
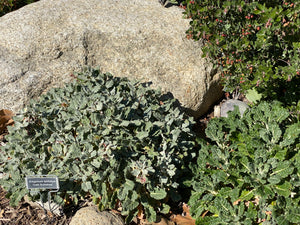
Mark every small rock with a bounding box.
[69,206,124,225]
[220,99,249,118]
[213,105,221,118]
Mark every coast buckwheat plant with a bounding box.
[0,68,196,223]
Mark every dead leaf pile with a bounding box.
[0,109,14,135]
[170,203,195,225]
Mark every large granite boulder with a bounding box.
[0,0,222,117]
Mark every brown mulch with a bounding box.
[0,186,77,225]
[0,188,60,225]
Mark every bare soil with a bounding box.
[0,186,73,225]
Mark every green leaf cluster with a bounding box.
[188,101,300,224]
[0,68,196,223]
[182,0,300,110]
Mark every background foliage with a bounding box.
[0,0,38,16]
[188,102,300,224]
[182,0,300,112]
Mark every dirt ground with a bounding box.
[0,186,74,225]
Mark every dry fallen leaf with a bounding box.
[233,199,241,206]
[201,210,209,218]
[0,209,4,218]
[265,211,272,216]
[137,203,144,221]
[0,109,14,118]
[0,109,14,134]
[170,203,195,225]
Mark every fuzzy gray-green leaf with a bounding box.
[150,188,167,200]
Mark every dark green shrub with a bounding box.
[0,0,16,16]
[0,68,196,223]
[182,0,300,107]
[0,0,39,17]
[188,101,300,224]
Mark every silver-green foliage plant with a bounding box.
[188,102,300,224]
[0,68,196,223]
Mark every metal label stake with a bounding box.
[25,175,60,221]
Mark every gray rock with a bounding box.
[0,0,222,117]
[69,206,124,225]
[220,99,249,118]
